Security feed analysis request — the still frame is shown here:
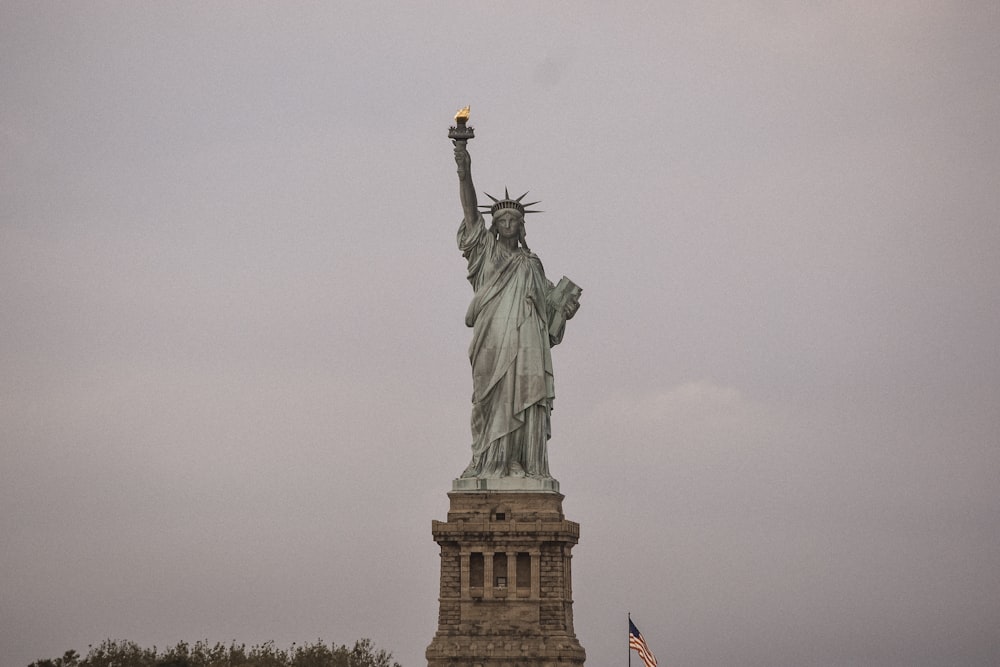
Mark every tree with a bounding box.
[28,638,402,667]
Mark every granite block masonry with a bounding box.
[426,489,586,667]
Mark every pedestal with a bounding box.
[426,490,586,667]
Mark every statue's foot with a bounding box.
[509,462,526,478]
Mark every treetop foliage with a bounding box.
[28,638,402,667]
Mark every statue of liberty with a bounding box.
[450,109,581,482]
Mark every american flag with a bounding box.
[629,617,658,667]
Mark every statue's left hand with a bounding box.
[563,297,580,320]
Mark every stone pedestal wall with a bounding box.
[426,491,586,667]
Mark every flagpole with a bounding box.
[628,612,631,667]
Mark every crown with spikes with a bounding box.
[479,188,543,217]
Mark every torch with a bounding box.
[448,106,475,146]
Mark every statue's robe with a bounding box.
[458,214,563,478]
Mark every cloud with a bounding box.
[594,378,787,458]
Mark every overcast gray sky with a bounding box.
[2,2,999,666]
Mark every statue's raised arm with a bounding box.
[449,106,480,230]
[453,141,479,228]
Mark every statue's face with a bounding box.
[494,210,524,240]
